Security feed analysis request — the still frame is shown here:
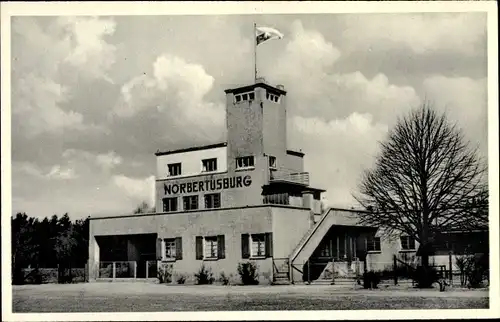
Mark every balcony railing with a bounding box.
[269,168,310,186]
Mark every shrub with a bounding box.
[176,273,187,284]
[413,265,438,288]
[362,271,380,289]
[262,271,273,284]
[194,264,215,285]
[157,263,173,284]
[237,262,259,285]
[219,271,232,285]
[466,254,489,288]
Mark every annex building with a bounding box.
[88,78,487,284]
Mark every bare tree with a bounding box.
[133,201,154,214]
[354,104,488,274]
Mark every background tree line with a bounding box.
[11,212,89,284]
[11,201,153,284]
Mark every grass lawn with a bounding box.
[12,283,489,312]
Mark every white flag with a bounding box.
[256,26,284,45]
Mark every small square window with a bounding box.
[235,95,241,102]
[366,237,381,252]
[205,193,221,209]
[162,197,178,212]
[202,158,217,172]
[400,236,416,250]
[168,163,182,176]
[236,156,255,169]
[183,195,198,211]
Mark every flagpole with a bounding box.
[254,22,257,83]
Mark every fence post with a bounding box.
[307,260,311,284]
[448,252,453,286]
[134,261,137,279]
[393,255,398,286]
[112,262,116,279]
[146,261,149,279]
[331,258,335,285]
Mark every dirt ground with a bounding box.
[11,282,489,312]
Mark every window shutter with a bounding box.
[265,232,273,258]
[241,233,250,259]
[156,238,162,260]
[195,236,203,260]
[175,237,183,260]
[217,235,225,259]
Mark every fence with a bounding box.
[21,266,88,284]
[98,261,137,278]
[290,259,364,284]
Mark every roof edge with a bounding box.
[155,142,227,156]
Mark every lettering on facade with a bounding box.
[164,175,252,195]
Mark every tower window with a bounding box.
[234,91,255,103]
[168,163,182,176]
[266,91,280,103]
[202,158,217,172]
[236,156,255,169]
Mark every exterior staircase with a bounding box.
[289,208,370,284]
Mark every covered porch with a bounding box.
[91,233,158,281]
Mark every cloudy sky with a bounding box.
[9,11,488,219]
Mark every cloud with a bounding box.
[112,175,155,206]
[58,16,117,81]
[115,54,223,125]
[338,13,486,57]
[11,16,117,137]
[422,75,487,156]
[290,113,389,206]
[46,165,78,180]
[267,21,421,126]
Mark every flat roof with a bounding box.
[287,149,304,157]
[224,82,287,96]
[155,142,227,156]
[89,204,310,220]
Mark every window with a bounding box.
[266,91,280,103]
[241,233,272,259]
[159,237,182,261]
[400,236,416,250]
[263,193,289,205]
[319,242,332,257]
[251,234,266,257]
[202,158,217,172]
[182,195,198,211]
[366,237,381,252]
[236,156,254,169]
[204,236,218,259]
[168,163,182,176]
[204,193,221,209]
[234,91,255,103]
[269,156,277,169]
[164,238,176,259]
[162,197,178,212]
[195,235,225,260]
